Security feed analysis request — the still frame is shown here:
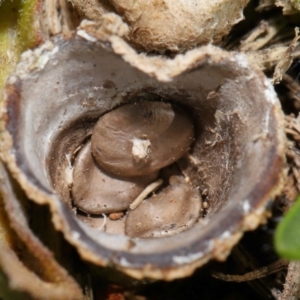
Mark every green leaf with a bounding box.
[275,195,300,259]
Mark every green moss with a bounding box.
[0,0,39,92]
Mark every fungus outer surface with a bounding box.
[72,0,249,52]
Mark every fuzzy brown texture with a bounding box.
[71,0,249,53]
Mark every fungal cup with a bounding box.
[71,0,250,53]
[0,31,286,280]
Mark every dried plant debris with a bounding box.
[39,0,81,38]
[257,0,276,12]
[212,259,288,282]
[228,15,300,73]
[239,19,286,52]
[280,261,300,300]
[272,27,300,84]
[225,3,300,74]
[284,114,300,204]
[282,74,300,108]
[272,54,300,300]
[275,0,300,14]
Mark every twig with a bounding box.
[212,259,288,282]
[129,179,163,210]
